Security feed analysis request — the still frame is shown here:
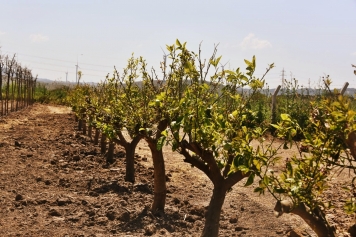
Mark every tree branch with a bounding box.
[180,147,211,179]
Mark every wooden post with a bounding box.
[340,82,349,95]
[271,85,281,124]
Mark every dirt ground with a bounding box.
[0,104,355,237]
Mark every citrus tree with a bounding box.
[157,40,280,237]
[261,93,356,237]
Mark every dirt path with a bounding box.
[0,104,353,237]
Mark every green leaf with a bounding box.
[280,114,291,121]
[244,173,255,186]
[238,165,250,173]
[223,143,232,151]
[161,130,168,137]
[157,136,166,151]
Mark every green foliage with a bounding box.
[66,39,356,236]
[260,92,356,230]
[34,83,70,104]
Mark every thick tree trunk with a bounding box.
[125,145,136,183]
[124,135,142,183]
[148,142,166,212]
[94,128,100,145]
[78,119,82,131]
[201,185,228,237]
[274,201,336,237]
[88,125,92,140]
[82,120,87,135]
[101,134,107,154]
[106,141,115,163]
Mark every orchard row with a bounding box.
[68,40,356,237]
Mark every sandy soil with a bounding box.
[0,104,354,237]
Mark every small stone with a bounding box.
[86,209,96,217]
[106,211,116,221]
[15,194,23,201]
[229,216,238,223]
[173,197,180,204]
[120,200,128,206]
[14,141,21,147]
[118,211,130,222]
[73,155,80,161]
[49,208,61,216]
[144,224,156,236]
[57,198,71,206]
[44,180,51,185]
[185,215,196,223]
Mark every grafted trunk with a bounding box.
[101,134,107,154]
[147,142,166,212]
[94,128,100,145]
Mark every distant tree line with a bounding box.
[0,51,37,116]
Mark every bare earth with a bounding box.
[0,104,354,237]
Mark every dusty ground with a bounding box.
[0,104,355,237]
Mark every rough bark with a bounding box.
[82,120,87,135]
[274,201,336,237]
[88,125,92,140]
[147,141,167,212]
[106,141,115,164]
[113,132,142,183]
[124,145,136,183]
[180,142,249,237]
[101,134,107,154]
[94,128,100,145]
[201,185,228,237]
[78,120,82,131]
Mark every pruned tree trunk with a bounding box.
[106,141,115,164]
[101,133,107,154]
[78,119,82,131]
[113,132,143,183]
[94,128,100,145]
[88,123,92,140]
[82,120,87,135]
[179,142,248,237]
[201,185,228,237]
[274,201,336,237]
[147,141,166,212]
[125,145,136,182]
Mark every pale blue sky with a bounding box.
[0,0,355,88]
